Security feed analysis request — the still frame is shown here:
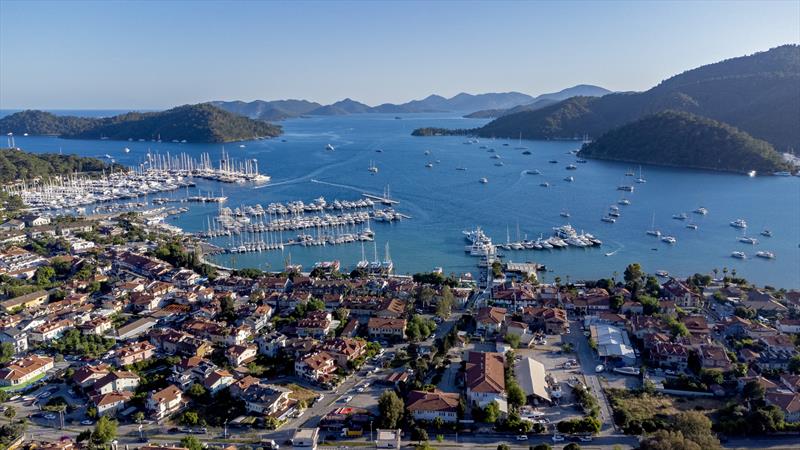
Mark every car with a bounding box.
[665,369,676,376]
[357,387,365,393]
[552,435,565,442]
[579,436,593,442]
[363,382,370,388]
[196,427,208,434]
[264,440,279,450]
[168,427,180,434]
[343,396,353,403]
[39,391,52,398]
[317,394,325,401]
[81,420,94,425]
[516,435,528,441]
[595,364,605,373]
[44,414,57,420]
[180,427,193,433]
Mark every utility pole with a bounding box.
[224,419,228,439]
[370,421,373,447]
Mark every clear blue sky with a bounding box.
[1,0,798,109]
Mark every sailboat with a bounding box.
[515,132,527,150]
[368,160,378,173]
[635,165,647,183]
[646,213,661,237]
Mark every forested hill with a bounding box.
[418,45,800,152]
[577,111,790,174]
[0,148,125,183]
[0,103,282,143]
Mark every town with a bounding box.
[1,206,799,450]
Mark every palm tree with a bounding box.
[713,268,719,280]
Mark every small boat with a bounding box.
[608,210,620,218]
[661,236,677,244]
[576,159,587,163]
[739,236,758,245]
[526,169,541,175]
[761,229,772,237]
[325,143,335,151]
[560,211,570,218]
[540,182,550,187]
[774,171,792,176]
[549,160,558,164]
[731,251,746,259]
[601,216,616,223]
[730,218,748,229]
[686,223,698,230]
[624,169,635,176]
[604,250,618,256]
[456,166,467,171]
[239,144,246,148]
[424,150,431,155]
[522,151,532,155]
[655,270,669,277]
[756,251,775,259]
[617,185,634,192]
[491,154,501,159]
[494,162,504,167]
[563,176,574,182]
[104,154,112,159]
[618,198,631,205]
[425,163,433,168]
[479,177,488,184]
[747,170,757,177]
[123,147,130,153]
[672,213,688,220]
[566,164,577,170]
[693,207,708,215]
[375,149,383,153]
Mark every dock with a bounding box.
[362,193,398,205]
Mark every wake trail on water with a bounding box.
[253,151,366,190]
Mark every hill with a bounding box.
[0,104,281,143]
[577,111,789,174]
[0,148,125,183]
[308,98,374,115]
[465,84,611,118]
[448,45,800,151]
[211,99,321,121]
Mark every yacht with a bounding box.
[123,147,130,153]
[608,210,620,218]
[635,166,646,183]
[761,229,773,237]
[494,162,504,167]
[479,177,488,184]
[368,161,378,173]
[686,223,699,230]
[325,143,335,151]
[739,236,758,245]
[456,166,467,171]
[693,207,708,215]
[564,176,574,182]
[731,251,746,259]
[617,185,634,192]
[560,211,570,218]
[522,151,532,155]
[730,218,748,229]
[375,149,383,153]
[756,251,775,259]
[540,182,550,187]
[646,213,661,237]
[490,154,501,159]
[526,169,541,175]
[424,150,431,155]
[655,270,669,278]
[601,216,616,223]
[239,144,246,148]
[625,169,635,176]
[747,170,757,177]
[618,198,631,205]
[104,154,113,159]
[661,236,677,244]
[425,163,434,168]
[566,164,577,170]
[672,213,688,220]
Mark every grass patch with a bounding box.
[282,383,319,405]
[0,373,45,391]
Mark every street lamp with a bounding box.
[370,421,373,446]
[224,419,228,439]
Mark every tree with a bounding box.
[411,427,428,443]
[181,436,203,450]
[188,383,207,398]
[532,445,552,450]
[34,265,55,286]
[264,416,280,430]
[497,445,510,450]
[507,380,527,409]
[133,411,145,423]
[3,407,15,420]
[505,333,520,349]
[92,416,118,445]
[624,263,644,291]
[0,343,13,364]
[181,410,200,426]
[563,444,581,450]
[86,406,98,419]
[378,391,404,429]
[484,401,500,423]
[788,355,800,374]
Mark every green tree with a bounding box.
[507,380,527,409]
[133,411,145,423]
[86,406,98,419]
[3,407,15,420]
[532,445,552,450]
[563,444,581,450]
[0,343,13,364]
[34,265,56,286]
[484,401,500,423]
[264,416,280,430]
[181,411,200,426]
[180,436,203,450]
[788,355,800,374]
[505,333,520,349]
[92,416,118,445]
[378,390,404,429]
[188,383,207,398]
[497,445,510,450]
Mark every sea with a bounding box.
[2,111,799,288]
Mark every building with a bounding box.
[116,341,156,366]
[590,324,636,365]
[765,392,800,423]
[521,306,569,334]
[476,307,506,335]
[406,390,460,423]
[0,328,28,354]
[514,357,551,404]
[203,369,234,394]
[320,338,367,367]
[375,429,402,450]
[19,214,51,227]
[465,352,506,412]
[0,355,54,386]
[91,391,133,416]
[0,290,48,313]
[367,317,406,340]
[295,351,337,385]
[93,371,140,395]
[296,311,333,338]
[116,317,158,340]
[29,319,72,343]
[226,344,258,367]
[147,384,184,420]
[293,428,320,450]
[241,383,293,416]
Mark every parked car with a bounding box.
[516,435,528,441]
[552,435,564,442]
[579,436,593,442]
[44,414,57,420]
[264,440,279,450]
[81,420,94,425]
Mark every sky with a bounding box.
[0,0,798,109]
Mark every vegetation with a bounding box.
[378,390,405,429]
[0,343,13,364]
[406,315,437,341]
[578,111,789,174]
[43,329,115,358]
[639,411,721,450]
[0,103,282,143]
[180,436,204,450]
[0,148,123,183]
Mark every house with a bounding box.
[0,328,28,354]
[0,355,54,386]
[699,344,732,371]
[514,356,551,404]
[116,317,158,340]
[476,307,507,335]
[320,338,367,367]
[521,306,569,334]
[203,369,234,394]
[256,331,287,357]
[406,390,460,423]
[72,364,111,389]
[777,318,800,334]
[116,341,156,366]
[0,219,25,231]
[297,311,333,338]
[465,352,506,412]
[293,428,320,450]
[0,290,48,313]
[295,351,337,385]
[241,383,293,416]
[620,301,644,315]
[663,278,702,309]
[760,334,797,352]
[147,384,185,420]
[19,214,51,227]
[91,391,133,416]
[226,344,258,367]
[590,324,636,365]
[765,392,800,423]
[92,371,140,395]
[650,342,689,369]
[367,317,407,340]
[375,429,402,450]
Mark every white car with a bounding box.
[552,435,565,442]
[81,420,94,425]
[363,382,370,388]
[357,387,365,393]
[515,435,528,441]
[44,414,57,420]
[579,436,593,442]
[39,391,52,398]
[343,396,353,403]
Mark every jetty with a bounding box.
[363,185,398,205]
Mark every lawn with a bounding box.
[606,388,676,422]
[0,373,45,392]
[282,383,319,405]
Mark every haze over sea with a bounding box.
[4,111,799,288]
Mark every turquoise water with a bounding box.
[6,113,800,288]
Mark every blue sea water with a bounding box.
[4,112,800,288]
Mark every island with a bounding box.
[0,103,282,143]
[577,111,790,174]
